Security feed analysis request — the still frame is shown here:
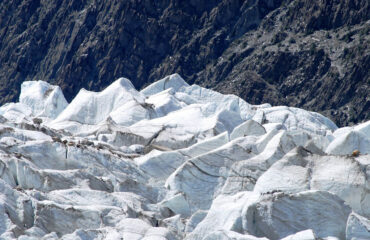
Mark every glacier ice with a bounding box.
[346,212,370,240]
[0,75,369,239]
[141,73,189,97]
[20,80,68,119]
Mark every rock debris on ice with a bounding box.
[0,74,369,239]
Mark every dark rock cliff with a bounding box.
[0,0,369,126]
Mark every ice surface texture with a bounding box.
[0,74,368,239]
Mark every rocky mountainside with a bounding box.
[0,75,369,239]
[0,0,369,126]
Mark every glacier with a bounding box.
[0,74,368,240]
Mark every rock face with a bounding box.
[0,0,369,126]
[0,75,369,239]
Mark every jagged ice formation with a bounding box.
[0,74,369,239]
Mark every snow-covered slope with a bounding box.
[0,74,369,240]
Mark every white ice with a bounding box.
[0,74,368,240]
